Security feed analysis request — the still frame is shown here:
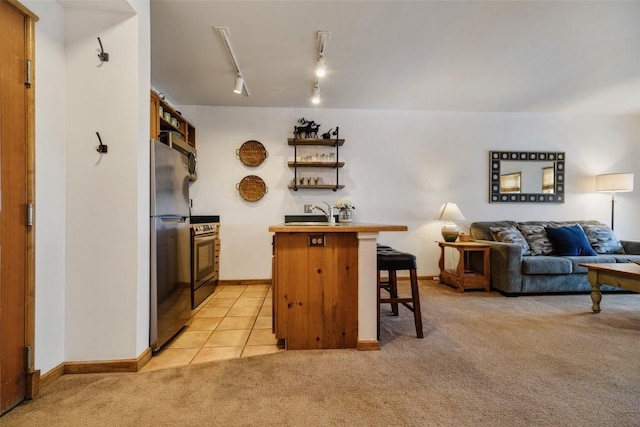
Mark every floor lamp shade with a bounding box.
[595,173,634,230]
[595,173,634,193]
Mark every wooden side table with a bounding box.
[438,241,491,292]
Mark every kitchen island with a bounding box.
[269,222,407,350]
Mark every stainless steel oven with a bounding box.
[191,220,220,309]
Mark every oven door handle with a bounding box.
[193,234,217,243]
[159,216,188,224]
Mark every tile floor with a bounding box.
[141,282,283,372]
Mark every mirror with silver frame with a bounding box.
[489,151,565,203]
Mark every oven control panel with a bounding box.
[192,223,219,235]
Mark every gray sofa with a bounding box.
[469,220,640,295]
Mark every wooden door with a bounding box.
[0,0,37,415]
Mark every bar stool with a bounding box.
[377,247,424,339]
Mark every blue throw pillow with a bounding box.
[545,225,597,256]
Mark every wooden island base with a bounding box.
[269,223,407,350]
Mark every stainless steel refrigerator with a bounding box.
[150,139,191,351]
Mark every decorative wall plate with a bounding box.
[237,140,268,167]
[237,175,268,202]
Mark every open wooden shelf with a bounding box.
[288,184,345,190]
[287,161,344,168]
[287,138,344,146]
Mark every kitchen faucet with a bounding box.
[309,202,335,224]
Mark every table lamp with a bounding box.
[435,202,466,242]
[595,173,634,230]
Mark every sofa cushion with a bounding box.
[545,225,598,256]
[522,256,572,275]
[612,254,640,263]
[470,221,518,241]
[581,224,625,254]
[569,255,617,273]
[517,224,554,256]
[490,226,531,256]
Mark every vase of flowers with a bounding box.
[335,196,355,223]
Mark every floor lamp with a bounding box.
[595,173,634,230]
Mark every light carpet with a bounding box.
[3,280,640,426]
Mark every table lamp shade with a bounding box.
[595,173,634,192]
[435,202,466,222]
[436,202,465,242]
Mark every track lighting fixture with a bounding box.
[311,84,321,104]
[215,26,250,97]
[233,74,244,94]
[316,53,326,77]
[311,31,330,104]
[315,31,330,78]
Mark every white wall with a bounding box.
[64,4,147,361]
[26,0,150,373]
[180,106,640,279]
[26,0,67,376]
[132,0,151,359]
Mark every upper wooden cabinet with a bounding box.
[150,90,196,148]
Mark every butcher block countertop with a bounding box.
[269,222,408,233]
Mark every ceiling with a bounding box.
[150,1,640,114]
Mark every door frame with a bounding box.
[3,0,39,399]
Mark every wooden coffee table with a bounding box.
[579,263,640,313]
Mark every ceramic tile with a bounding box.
[140,348,198,372]
[241,345,283,358]
[204,329,251,347]
[188,317,223,331]
[227,305,261,317]
[169,330,212,349]
[242,288,268,298]
[144,284,285,371]
[258,305,272,317]
[194,306,231,318]
[191,346,244,364]
[217,316,256,330]
[233,297,264,307]
[253,316,272,330]
[246,329,279,346]
[206,297,237,308]
[214,288,246,298]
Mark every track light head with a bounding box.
[316,53,326,77]
[233,74,244,94]
[215,26,250,97]
[311,85,321,104]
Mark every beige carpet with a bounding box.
[4,280,640,426]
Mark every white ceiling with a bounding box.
[150,1,640,114]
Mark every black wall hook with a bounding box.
[96,132,108,153]
[97,37,109,62]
